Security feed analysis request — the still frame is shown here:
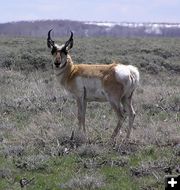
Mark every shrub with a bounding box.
[77,144,102,158]
[0,168,12,179]
[3,145,24,157]
[14,154,49,171]
[60,174,105,190]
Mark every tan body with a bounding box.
[47,30,140,139]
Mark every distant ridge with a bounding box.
[0,19,180,37]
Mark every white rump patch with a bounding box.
[127,65,140,83]
[115,65,130,82]
[115,64,139,96]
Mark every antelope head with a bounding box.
[47,29,73,68]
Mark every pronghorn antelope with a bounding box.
[47,29,140,140]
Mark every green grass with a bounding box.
[101,167,137,190]
[0,37,180,189]
[0,146,179,189]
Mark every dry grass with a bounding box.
[0,65,179,154]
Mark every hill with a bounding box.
[0,20,180,37]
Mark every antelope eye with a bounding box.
[60,47,68,55]
[62,50,68,55]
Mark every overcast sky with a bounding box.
[0,0,180,23]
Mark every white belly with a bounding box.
[76,77,107,101]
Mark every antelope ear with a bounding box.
[64,31,73,51]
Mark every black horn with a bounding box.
[47,29,55,48]
[64,31,73,50]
